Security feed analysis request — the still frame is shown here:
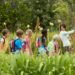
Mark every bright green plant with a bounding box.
[0,53,75,75]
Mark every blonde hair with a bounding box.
[52,34,59,40]
[26,29,32,35]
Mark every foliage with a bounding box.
[0,0,75,31]
[0,0,31,31]
[0,53,75,75]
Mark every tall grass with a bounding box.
[0,53,75,75]
[0,32,75,75]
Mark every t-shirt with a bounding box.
[59,30,75,47]
[38,45,46,55]
[47,41,55,52]
[54,41,59,51]
[14,38,23,51]
[0,36,6,50]
[25,36,32,55]
[0,36,5,43]
[0,38,4,42]
[47,40,59,53]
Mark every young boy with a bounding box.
[47,34,60,56]
[59,24,75,53]
[12,29,23,53]
[0,29,9,51]
[23,29,33,55]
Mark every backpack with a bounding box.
[9,39,19,52]
[22,39,27,50]
[10,38,27,52]
[36,37,41,48]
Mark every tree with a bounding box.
[25,0,55,29]
[63,0,75,28]
[0,0,31,31]
[0,0,73,31]
[52,0,71,29]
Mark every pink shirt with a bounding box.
[53,41,59,51]
[25,36,31,50]
[25,35,32,55]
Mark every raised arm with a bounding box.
[64,30,75,35]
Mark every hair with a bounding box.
[26,29,32,35]
[53,34,59,41]
[60,23,66,30]
[2,29,9,36]
[41,29,47,38]
[16,29,23,36]
[41,29,47,47]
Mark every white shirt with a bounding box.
[59,30,74,47]
[0,38,4,43]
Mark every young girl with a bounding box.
[23,29,33,55]
[0,29,9,51]
[36,29,48,55]
[47,34,60,56]
[59,24,75,53]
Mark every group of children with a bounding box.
[0,23,75,55]
[36,24,75,55]
[0,29,33,55]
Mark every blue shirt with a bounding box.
[14,39,23,51]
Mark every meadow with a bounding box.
[0,0,75,75]
[0,52,75,75]
[0,31,75,75]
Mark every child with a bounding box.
[0,29,9,51]
[11,29,23,53]
[47,34,60,56]
[23,29,33,55]
[59,24,75,53]
[36,29,48,55]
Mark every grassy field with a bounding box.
[0,32,75,75]
[0,52,75,75]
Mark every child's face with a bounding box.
[19,35,23,38]
[17,34,23,39]
[29,32,32,37]
[61,26,65,31]
[5,32,10,38]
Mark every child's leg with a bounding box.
[68,46,72,53]
[64,46,72,53]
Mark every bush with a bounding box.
[0,53,75,75]
[0,0,74,31]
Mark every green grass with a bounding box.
[0,53,75,75]
[0,32,75,75]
